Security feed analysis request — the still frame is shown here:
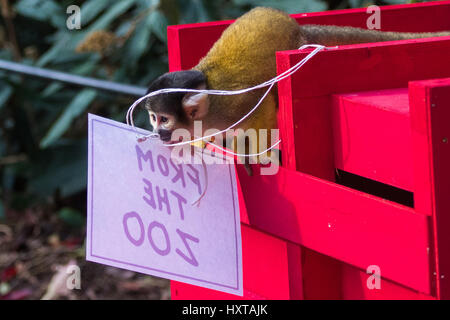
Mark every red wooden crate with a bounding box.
[167,1,450,299]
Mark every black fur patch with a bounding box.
[145,70,206,124]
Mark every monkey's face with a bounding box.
[148,110,176,143]
[145,70,209,144]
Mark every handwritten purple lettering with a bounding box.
[122,145,200,267]
[156,186,171,215]
[175,228,200,267]
[170,190,187,220]
[136,145,155,173]
[148,221,171,256]
[170,159,186,188]
[142,178,156,209]
[123,211,145,247]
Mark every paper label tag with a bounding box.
[86,114,243,296]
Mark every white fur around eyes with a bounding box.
[148,111,175,131]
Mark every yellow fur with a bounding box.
[193,8,301,160]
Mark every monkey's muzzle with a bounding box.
[157,129,173,143]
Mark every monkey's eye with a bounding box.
[160,116,168,123]
[151,114,156,122]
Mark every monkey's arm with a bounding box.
[300,24,450,46]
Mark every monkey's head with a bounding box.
[144,70,209,143]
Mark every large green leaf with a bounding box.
[233,0,327,13]
[384,0,411,4]
[179,0,211,23]
[0,84,13,110]
[58,207,85,227]
[149,10,169,43]
[15,0,62,22]
[0,200,4,220]
[122,14,154,68]
[348,0,367,8]
[41,55,101,97]
[80,0,111,25]
[40,89,97,148]
[29,140,88,198]
[88,0,137,32]
[36,32,73,67]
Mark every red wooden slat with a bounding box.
[286,242,304,300]
[410,77,450,299]
[278,94,336,178]
[341,264,435,300]
[292,1,450,32]
[276,45,340,298]
[301,249,342,299]
[277,37,450,100]
[332,88,413,191]
[167,27,181,72]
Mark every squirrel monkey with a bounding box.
[145,7,450,175]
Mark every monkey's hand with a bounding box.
[190,140,208,149]
[244,163,253,176]
[190,136,215,149]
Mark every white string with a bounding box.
[205,138,281,157]
[126,44,325,156]
[191,148,208,207]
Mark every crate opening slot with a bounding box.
[335,169,414,207]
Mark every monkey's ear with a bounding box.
[182,92,209,120]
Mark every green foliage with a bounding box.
[58,207,85,227]
[0,0,418,212]
[15,0,65,28]
[40,89,97,148]
[0,200,4,220]
[233,0,327,13]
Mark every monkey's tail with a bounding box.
[300,24,450,47]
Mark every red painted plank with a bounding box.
[235,164,430,294]
[332,88,413,191]
[278,94,336,178]
[341,264,435,300]
[410,77,450,300]
[274,34,340,298]
[301,250,342,300]
[167,1,450,70]
[276,37,450,100]
[290,1,450,33]
[276,49,340,298]
[276,54,297,171]
[286,242,304,300]
[171,224,294,300]
[167,27,181,72]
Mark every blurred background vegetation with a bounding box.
[0,0,433,299]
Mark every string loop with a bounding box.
[125,44,325,155]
